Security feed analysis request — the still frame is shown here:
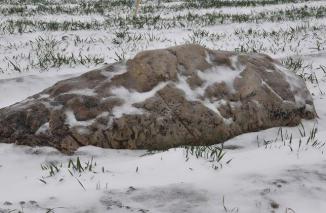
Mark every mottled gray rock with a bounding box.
[0,44,316,153]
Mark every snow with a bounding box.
[174,55,245,122]
[261,80,284,101]
[0,70,86,108]
[35,122,49,135]
[1,0,326,212]
[158,1,326,18]
[110,82,169,118]
[65,110,95,127]
[100,63,128,80]
[274,63,313,107]
[0,116,325,212]
[63,88,97,96]
[197,63,243,93]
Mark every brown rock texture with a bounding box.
[0,44,316,153]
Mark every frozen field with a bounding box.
[0,0,326,212]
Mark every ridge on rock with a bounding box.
[0,44,316,153]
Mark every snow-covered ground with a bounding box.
[1,0,326,212]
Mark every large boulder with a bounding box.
[0,44,316,153]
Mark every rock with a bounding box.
[0,44,317,153]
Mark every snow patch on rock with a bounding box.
[175,56,246,123]
[274,63,312,107]
[110,82,169,118]
[65,110,95,127]
[100,63,128,81]
[63,88,97,96]
[35,122,49,135]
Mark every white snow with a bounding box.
[100,63,128,80]
[1,0,326,212]
[197,63,243,93]
[262,80,284,101]
[275,63,314,107]
[65,110,95,127]
[35,122,50,135]
[175,55,244,122]
[110,82,169,118]
[63,88,97,96]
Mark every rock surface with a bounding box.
[0,44,316,153]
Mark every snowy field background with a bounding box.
[0,0,326,212]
